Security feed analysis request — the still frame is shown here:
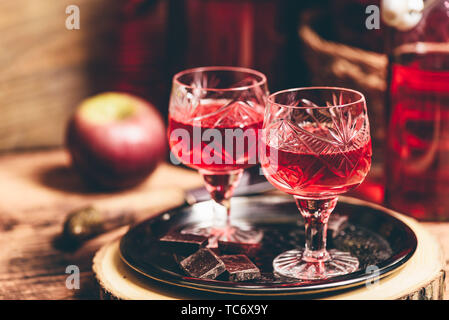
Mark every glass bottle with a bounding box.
[384,0,449,220]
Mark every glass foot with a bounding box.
[273,249,359,280]
[181,223,263,248]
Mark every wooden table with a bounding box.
[0,149,448,299]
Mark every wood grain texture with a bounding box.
[0,0,121,151]
[0,149,447,299]
[0,149,202,299]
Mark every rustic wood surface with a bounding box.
[0,149,203,299]
[0,149,447,299]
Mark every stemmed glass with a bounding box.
[260,87,372,280]
[168,66,269,247]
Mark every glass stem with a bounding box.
[212,199,231,226]
[200,170,243,226]
[294,196,338,263]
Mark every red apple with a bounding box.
[66,92,167,189]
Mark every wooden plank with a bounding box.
[0,149,202,299]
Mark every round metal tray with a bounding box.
[119,195,417,296]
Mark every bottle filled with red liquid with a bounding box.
[385,0,449,220]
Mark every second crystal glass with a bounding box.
[261,87,372,280]
[168,66,269,247]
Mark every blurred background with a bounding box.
[0,0,384,155]
[13,0,449,220]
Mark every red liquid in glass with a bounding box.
[386,51,449,219]
[262,127,371,199]
[168,103,264,173]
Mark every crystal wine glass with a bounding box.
[168,66,269,247]
[260,87,372,280]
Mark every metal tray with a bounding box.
[119,195,417,297]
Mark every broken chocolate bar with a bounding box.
[220,254,261,282]
[159,231,208,254]
[180,248,226,279]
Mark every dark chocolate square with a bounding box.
[179,248,226,280]
[220,254,261,282]
[159,231,208,254]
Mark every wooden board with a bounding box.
[93,198,446,300]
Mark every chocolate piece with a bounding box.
[218,240,261,257]
[180,248,226,279]
[220,254,261,282]
[159,231,208,254]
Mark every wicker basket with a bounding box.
[298,10,388,163]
